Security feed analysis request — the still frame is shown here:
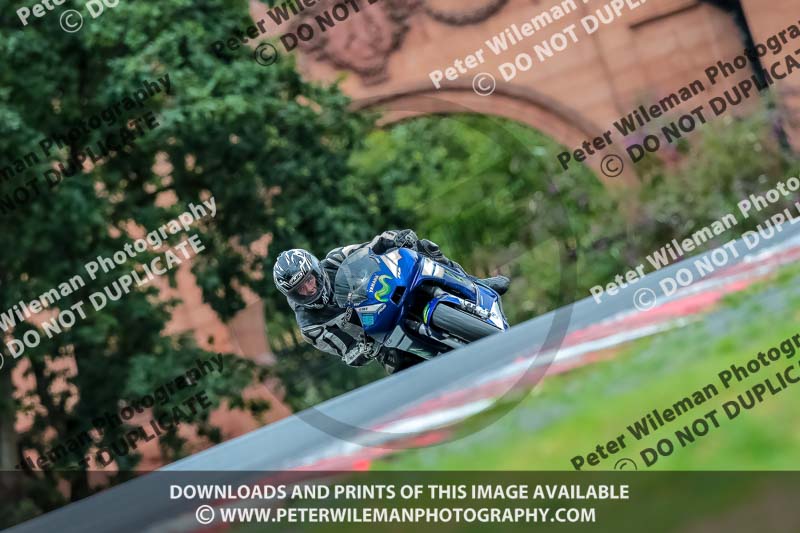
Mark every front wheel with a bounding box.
[380,348,423,375]
[430,304,502,343]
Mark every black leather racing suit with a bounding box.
[292,229,468,374]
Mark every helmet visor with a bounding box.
[288,271,324,305]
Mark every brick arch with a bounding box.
[264,0,765,185]
[351,82,634,186]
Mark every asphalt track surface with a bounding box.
[8,222,800,533]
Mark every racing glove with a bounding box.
[370,229,419,254]
[342,337,380,366]
[392,229,419,250]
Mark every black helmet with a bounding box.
[273,249,331,308]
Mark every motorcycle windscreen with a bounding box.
[333,248,383,307]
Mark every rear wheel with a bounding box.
[430,304,501,342]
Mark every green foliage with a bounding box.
[272,101,797,416]
[273,114,616,411]
[268,309,385,412]
[1,0,798,524]
[0,0,375,524]
[631,107,800,251]
[347,114,621,323]
[344,103,799,326]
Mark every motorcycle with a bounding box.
[333,246,509,370]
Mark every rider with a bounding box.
[273,229,510,374]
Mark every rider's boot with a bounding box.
[476,276,510,296]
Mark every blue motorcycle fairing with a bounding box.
[333,247,508,357]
